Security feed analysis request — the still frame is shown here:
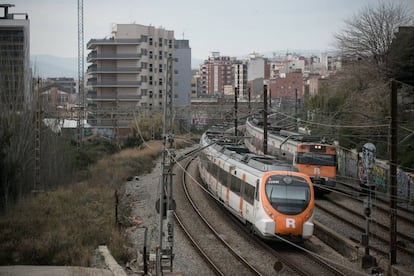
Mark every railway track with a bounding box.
[174,155,355,275]
[315,189,414,267]
[174,156,263,275]
[333,177,414,226]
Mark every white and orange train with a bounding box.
[244,116,337,195]
[198,125,315,241]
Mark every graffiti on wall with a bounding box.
[397,169,412,200]
[191,110,208,128]
[341,151,413,203]
[372,165,387,193]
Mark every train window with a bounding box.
[219,167,228,187]
[296,153,336,166]
[230,175,241,195]
[255,179,260,201]
[244,183,255,204]
[265,175,310,215]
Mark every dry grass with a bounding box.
[0,137,196,267]
[0,182,114,266]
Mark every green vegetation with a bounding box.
[319,0,414,170]
[0,137,194,267]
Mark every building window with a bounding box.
[141,76,147,83]
[59,95,68,103]
[141,35,148,42]
[159,37,163,47]
[141,48,147,56]
[149,51,153,59]
[149,76,153,85]
[168,39,172,49]
[159,51,163,60]
[159,64,163,73]
[149,37,153,46]
[149,63,153,72]
[149,90,153,98]
[141,62,147,69]
[159,78,163,85]
[141,89,147,96]
[159,90,163,97]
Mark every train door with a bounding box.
[253,179,260,223]
[293,151,298,167]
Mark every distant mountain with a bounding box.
[31,51,334,78]
[32,55,204,77]
[31,55,78,78]
[191,58,203,69]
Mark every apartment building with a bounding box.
[233,61,248,100]
[268,71,304,109]
[45,77,76,94]
[0,4,30,109]
[86,23,175,132]
[174,39,191,106]
[198,52,235,97]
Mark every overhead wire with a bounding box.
[170,147,367,276]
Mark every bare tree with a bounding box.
[334,1,413,69]
[0,58,35,211]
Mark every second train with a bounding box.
[244,115,337,195]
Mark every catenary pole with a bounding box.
[263,84,268,155]
[390,79,398,265]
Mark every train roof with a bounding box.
[241,154,298,172]
[202,126,298,173]
[247,116,324,143]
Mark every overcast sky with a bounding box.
[7,0,414,59]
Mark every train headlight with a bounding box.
[304,209,313,221]
[283,177,292,185]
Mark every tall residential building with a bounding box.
[87,23,175,132]
[174,39,191,106]
[0,4,30,109]
[190,70,200,98]
[199,52,235,97]
[247,53,269,81]
[233,61,248,100]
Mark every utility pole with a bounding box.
[77,0,84,148]
[34,78,41,191]
[295,88,298,131]
[361,143,376,269]
[263,84,268,155]
[248,86,251,115]
[390,79,398,265]
[157,57,175,275]
[234,86,238,137]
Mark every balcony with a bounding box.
[87,65,141,74]
[87,94,141,102]
[87,80,142,88]
[87,38,142,49]
[87,52,142,61]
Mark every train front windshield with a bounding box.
[296,153,336,166]
[265,175,311,215]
